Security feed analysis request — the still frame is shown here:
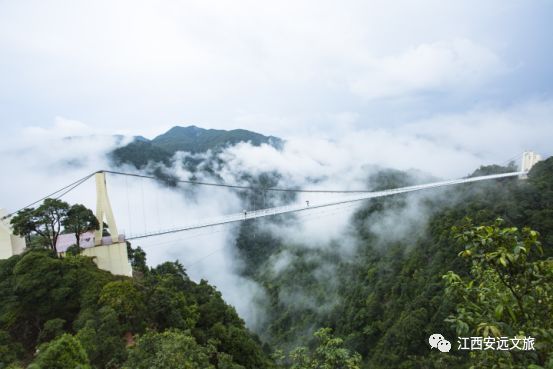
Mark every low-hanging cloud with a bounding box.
[0,99,551,328]
[349,39,505,100]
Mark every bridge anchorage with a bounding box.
[0,151,543,276]
[1,172,133,276]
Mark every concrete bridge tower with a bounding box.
[74,171,132,276]
[520,151,542,178]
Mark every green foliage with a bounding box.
[28,333,91,369]
[0,330,24,369]
[275,328,362,369]
[11,200,99,253]
[111,125,282,169]
[145,273,198,331]
[444,219,553,368]
[469,163,518,177]
[239,158,553,369]
[0,244,272,368]
[111,140,172,169]
[126,243,148,274]
[4,157,553,369]
[0,250,113,364]
[123,330,214,369]
[38,318,66,343]
[75,306,127,368]
[11,198,70,251]
[62,204,100,250]
[150,126,281,155]
[99,280,147,332]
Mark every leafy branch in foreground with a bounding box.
[444,218,553,368]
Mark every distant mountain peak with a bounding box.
[166,125,202,132]
[150,125,282,154]
[111,125,282,169]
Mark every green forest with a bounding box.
[231,158,553,369]
[1,157,553,368]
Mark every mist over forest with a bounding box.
[1,124,552,368]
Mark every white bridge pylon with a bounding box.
[126,170,526,240]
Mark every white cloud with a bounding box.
[349,39,505,100]
[22,116,94,139]
[402,99,553,162]
[0,99,552,327]
[2,0,547,136]
[221,99,553,181]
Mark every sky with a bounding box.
[0,0,552,142]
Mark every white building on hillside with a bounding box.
[0,209,25,259]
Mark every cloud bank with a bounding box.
[1,0,551,138]
[0,98,552,327]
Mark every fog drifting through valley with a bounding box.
[0,106,552,327]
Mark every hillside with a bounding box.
[111,125,282,169]
[234,158,553,368]
[0,248,271,369]
[1,154,552,368]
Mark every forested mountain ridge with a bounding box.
[234,158,553,368]
[0,248,272,368]
[1,153,552,368]
[111,125,282,169]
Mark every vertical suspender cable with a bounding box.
[125,175,132,237]
[155,183,161,232]
[141,177,147,234]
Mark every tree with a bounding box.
[127,243,148,274]
[28,333,91,369]
[276,328,362,369]
[76,306,128,369]
[99,280,146,333]
[444,218,553,368]
[62,204,99,251]
[38,318,66,344]
[10,199,70,252]
[123,330,215,369]
[11,200,98,254]
[8,208,35,245]
[0,330,24,368]
[146,279,198,331]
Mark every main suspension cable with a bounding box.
[2,172,96,220]
[103,170,374,194]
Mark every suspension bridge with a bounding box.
[0,151,543,275]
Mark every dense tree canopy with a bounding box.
[234,158,553,368]
[10,201,99,253]
[0,249,271,368]
[1,157,552,368]
[28,334,91,369]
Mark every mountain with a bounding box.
[111,125,282,169]
[234,159,553,368]
[0,248,272,368]
[2,156,552,368]
[152,126,282,154]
